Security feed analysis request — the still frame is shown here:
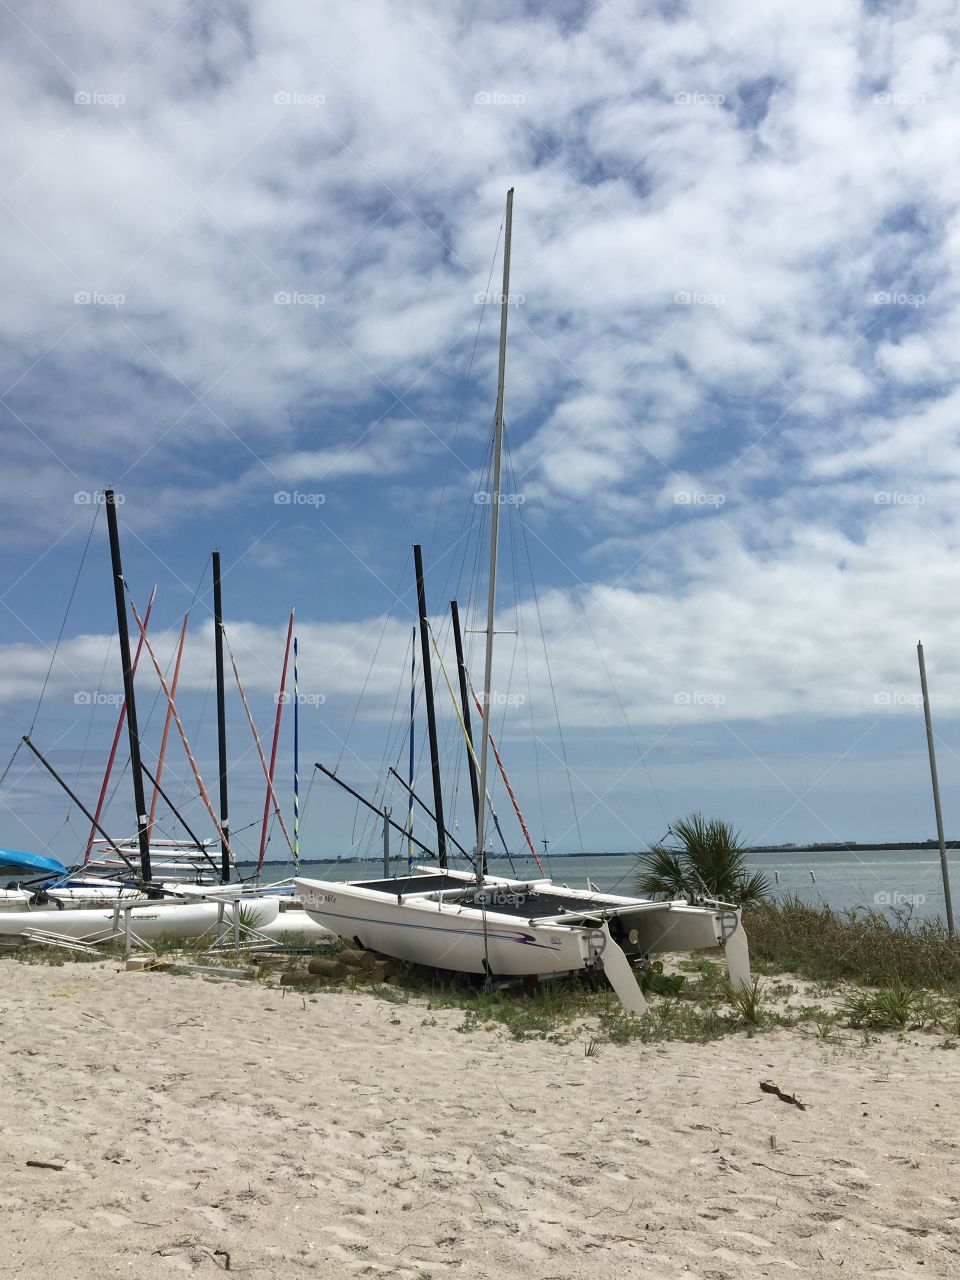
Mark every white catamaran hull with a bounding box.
[299,882,591,975]
[0,896,331,944]
[295,873,751,990]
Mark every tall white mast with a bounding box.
[476,187,514,869]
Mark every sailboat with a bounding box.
[0,498,328,948]
[295,190,751,1014]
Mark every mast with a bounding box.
[212,551,230,883]
[293,634,300,870]
[104,488,152,882]
[450,599,481,854]
[917,642,955,937]
[407,626,415,871]
[258,610,295,871]
[84,585,156,862]
[413,543,447,867]
[146,612,188,841]
[476,186,514,866]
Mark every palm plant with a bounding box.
[635,812,771,907]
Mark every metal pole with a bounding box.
[477,187,514,865]
[212,551,230,883]
[450,599,481,849]
[383,806,391,876]
[104,489,152,882]
[413,543,447,867]
[917,642,955,936]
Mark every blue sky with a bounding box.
[3,0,960,869]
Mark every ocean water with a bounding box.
[257,846,959,924]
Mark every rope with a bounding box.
[521,465,671,833]
[30,503,100,733]
[0,740,23,791]
[469,684,543,874]
[426,626,521,876]
[505,444,584,853]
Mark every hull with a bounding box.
[295,874,750,986]
[0,895,331,944]
[297,879,589,975]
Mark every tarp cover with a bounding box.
[0,847,68,876]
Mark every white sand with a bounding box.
[2,961,958,1278]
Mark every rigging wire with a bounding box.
[29,503,100,734]
[503,440,585,856]
[523,467,671,834]
[425,222,504,563]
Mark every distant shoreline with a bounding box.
[237,840,960,868]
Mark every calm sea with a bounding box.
[255,846,958,924]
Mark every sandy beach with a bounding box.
[2,961,958,1279]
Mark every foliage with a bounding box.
[743,896,960,991]
[635,813,771,907]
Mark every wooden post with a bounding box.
[917,641,955,937]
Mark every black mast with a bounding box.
[412,543,447,868]
[450,599,481,861]
[212,550,230,884]
[104,488,152,882]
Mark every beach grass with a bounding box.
[743,896,960,991]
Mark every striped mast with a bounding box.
[129,594,233,861]
[146,612,188,842]
[257,611,295,870]
[476,187,514,877]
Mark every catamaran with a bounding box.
[296,189,751,1014]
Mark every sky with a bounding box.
[2,0,960,870]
